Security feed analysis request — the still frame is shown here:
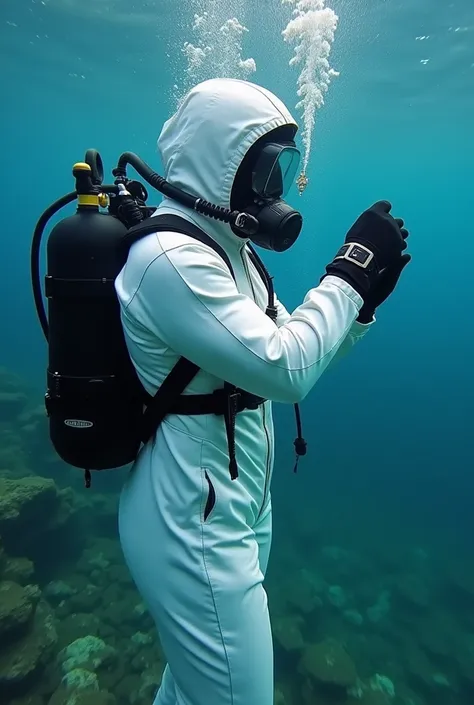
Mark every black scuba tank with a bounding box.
[42,161,144,477]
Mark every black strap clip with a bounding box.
[223,387,240,481]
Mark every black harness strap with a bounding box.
[124,213,306,479]
[124,213,236,279]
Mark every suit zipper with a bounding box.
[240,246,271,518]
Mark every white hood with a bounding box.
[155,78,298,249]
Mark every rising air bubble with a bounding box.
[180,1,256,102]
[282,0,339,192]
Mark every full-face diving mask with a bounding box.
[236,141,303,252]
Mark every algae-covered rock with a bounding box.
[403,643,435,690]
[61,668,99,692]
[48,688,116,705]
[0,476,57,527]
[328,584,347,609]
[299,638,358,689]
[369,674,395,698]
[67,582,102,614]
[347,690,392,705]
[130,648,158,674]
[8,695,44,705]
[44,580,77,603]
[0,580,35,638]
[0,476,77,558]
[46,668,100,705]
[367,590,391,623]
[273,614,305,651]
[393,573,430,610]
[3,556,35,585]
[347,674,395,705]
[131,666,163,703]
[0,431,31,478]
[56,613,102,652]
[446,561,474,605]
[343,609,364,626]
[0,599,58,694]
[0,536,5,574]
[115,674,141,703]
[58,635,117,674]
[282,568,324,615]
[0,367,28,421]
[274,687,287,705]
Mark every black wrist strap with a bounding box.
[324,260,372,300]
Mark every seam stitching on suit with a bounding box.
[200,439,234,704]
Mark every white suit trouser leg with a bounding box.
[118,439,273,705]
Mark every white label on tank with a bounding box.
[64,419,94,428]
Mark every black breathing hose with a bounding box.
[31,192,77,340]
[114,152,259,233]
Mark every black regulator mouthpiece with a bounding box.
[240,200,303,252]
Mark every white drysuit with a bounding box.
[114,78,372,705]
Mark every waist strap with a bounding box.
[169,387,264,415]
[169,385,265,480]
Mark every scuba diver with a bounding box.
[114,79,410,705]
[32,77,410,705]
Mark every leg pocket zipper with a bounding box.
[203,470,216,521]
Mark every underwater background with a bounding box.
[0,0,473,704]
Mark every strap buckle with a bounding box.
[334,242,374,269]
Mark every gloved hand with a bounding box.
[356,253,411,323]
[323,201,410,300]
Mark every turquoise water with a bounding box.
[0,1,473,704]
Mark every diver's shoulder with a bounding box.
[127,227,214,269]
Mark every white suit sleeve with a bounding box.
[274,292,373,367]
[127,243,367,404]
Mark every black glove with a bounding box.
[357,253,411,323]
[323,201,410,299]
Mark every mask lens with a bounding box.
[252,143,301,200]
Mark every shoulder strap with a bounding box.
[124,213,235,280]
[125,214,239,445]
